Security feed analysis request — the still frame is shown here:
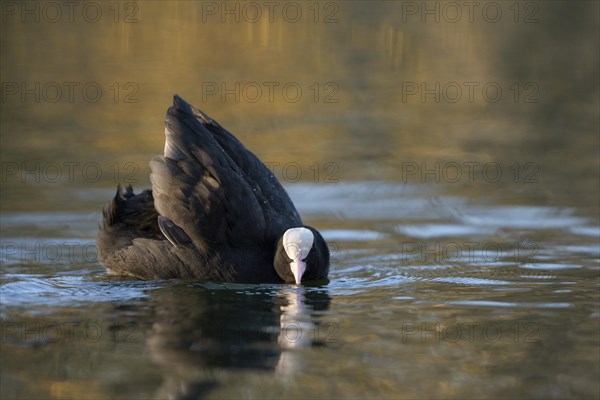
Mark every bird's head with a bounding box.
[274,226,330,284]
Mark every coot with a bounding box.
[97,95,329,284]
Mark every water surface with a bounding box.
[1,1,599,399]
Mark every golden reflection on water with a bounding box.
[0,1,598,211]
[0,4,599,398]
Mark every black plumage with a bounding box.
[97,95,329,283]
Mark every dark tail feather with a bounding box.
[100,185,160,235]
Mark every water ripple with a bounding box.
[322,229,387,241]
[458,206,587,229]
[395,224,495,238]
[568,226,600,237]
[430,277,512,286]
[521,263,582,270]
[448,300,572,309]
[0,274,159,309]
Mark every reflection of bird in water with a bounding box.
[144,283,330,399]
[97,95,329,284]
[278,287,315,349]
[276,287,316,377]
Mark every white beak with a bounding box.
[290,261,307,285]
[283,228,314,285]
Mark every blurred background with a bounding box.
[1,1,598,213]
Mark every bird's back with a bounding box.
[97,96,302,282]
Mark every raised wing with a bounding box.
[186,97,302,229]
[150,96,269,250]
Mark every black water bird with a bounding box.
[97,95,329,284]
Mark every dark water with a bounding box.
[1,2,599,399]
